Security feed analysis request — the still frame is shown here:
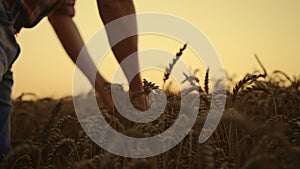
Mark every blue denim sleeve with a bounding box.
[0,2,19,154]
[0,3,20,81]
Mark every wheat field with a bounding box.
[0,47,299,169]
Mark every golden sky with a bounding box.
[11,0,300,98]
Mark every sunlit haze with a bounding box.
[12,0,300,98]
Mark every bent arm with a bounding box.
[97,0,142,92]
[48,14,111,104]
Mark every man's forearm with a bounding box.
[48,14,107,87]
[97,0,142,91]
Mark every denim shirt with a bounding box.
[0,2,20,81]
[0,1,20,154]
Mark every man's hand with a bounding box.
[130,91,150,111]
[95,75,114,108]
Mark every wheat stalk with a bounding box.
[273,70,293,83]
[40,101,62,146]
[254,54,267,76]
[232,73,266,104]
[11,153,33,169]
[0,143,41,169]
[163,44,187,89]
[45,138,76,168]
[204,68,210,94]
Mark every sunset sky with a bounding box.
[11,0,300,98]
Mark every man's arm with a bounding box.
[97,0,141,91]
[48,14,113,106]
[97,0,148,109]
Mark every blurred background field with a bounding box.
[1,65,299,169]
